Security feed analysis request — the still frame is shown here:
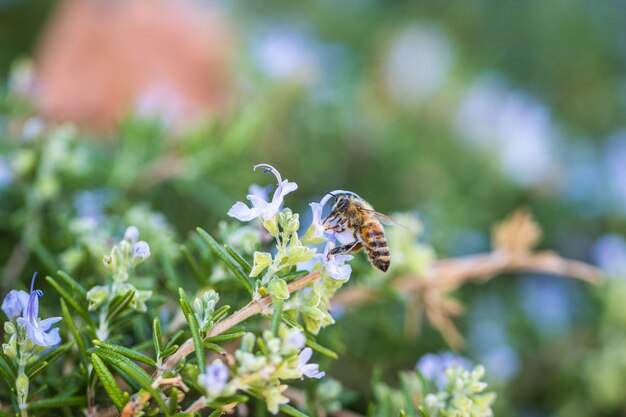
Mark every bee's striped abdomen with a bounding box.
[360,220,390,272]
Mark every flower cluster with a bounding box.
[227,164,362,333]
[193,289,220,332]
[86,226,152,339]
[417,351,473,390]
[420,364,496,417]
[2,274,62,352]
[197,325,324,414]
[2,274,62,414]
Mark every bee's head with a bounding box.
[331,194,351,213]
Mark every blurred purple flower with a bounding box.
[592,234,626,277]
[383,23,454,104]
[454,75,557,186]
[198,359,229,399]
[417,352,472,389]
[518,276,573,335]
[479,344,520,383]
[254,28,320,84]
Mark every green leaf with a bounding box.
[56,270,87,299]
[91,353,127,410]
[26,360,47,379]
[0,349,17,378]
[153,317,163,357]
[271,300,284,337]
[211,305,231,323]
[160,252,182,290]
[164,330,185,352]
[399,374,417,417]
[92,340,157,368]
[88,348,169,413]
[179,288,205,371]
[61,299,89,367]
[168,387,180,415]
[279,403,310,417]
[205,331,245,343]
[203,341,224,353]
[224,244,252,274]
[305,338,338,360]
[106,289,136,321]
[197,227,255,295]
[46,276,93,326]
[27,396,86,410]
[279,270,309,283]
[180,244,204,283]
[0,362,14,388]
[281,315,303,330]
[28,342,73,374]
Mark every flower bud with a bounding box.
[267,278,289,301]
[124,226,140,243]
[132,241,151,266]
[3,338,17,359]
[250,251,272,278]
[278,209,300,235]
[86,286,109,311]
[263,217,279,238]
[4,321,16,335]
[16,373,29,406]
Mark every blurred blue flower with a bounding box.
[592,234,626,277]
[518,275,573,336]
[454,75,557,187]
[480,344,520,383]
[15,275,62,347]
[228,164,297,222]
[1,290,29,320]
[198,359,230,399]
[253,27,320,85]
[0,157,13,190]
[417,352,472,389]
[383,23,454,104]
[604,130,626,212]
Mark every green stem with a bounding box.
[271,300,284,337]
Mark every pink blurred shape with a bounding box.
[35,0,233,132]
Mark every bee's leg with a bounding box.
[328,241,362,258]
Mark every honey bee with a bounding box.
[323,194,393,272]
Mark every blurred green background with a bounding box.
[1,0,625,416]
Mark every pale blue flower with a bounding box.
[16,276,62,347]
[417,352,472,389]
[198,359,230,399]
[321,242,352,281]
[297,347,325,379]
[1,290,29,320]
[228,164,298,222]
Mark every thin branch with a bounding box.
[159,271,320,376]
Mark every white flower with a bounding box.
[297,347,325,379]
[283,327,306,351]
[228,164,298,222]
[321,242,353,281]
[198,359,230,399]
[305,190,362,243]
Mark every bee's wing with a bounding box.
[360,208,404,228]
